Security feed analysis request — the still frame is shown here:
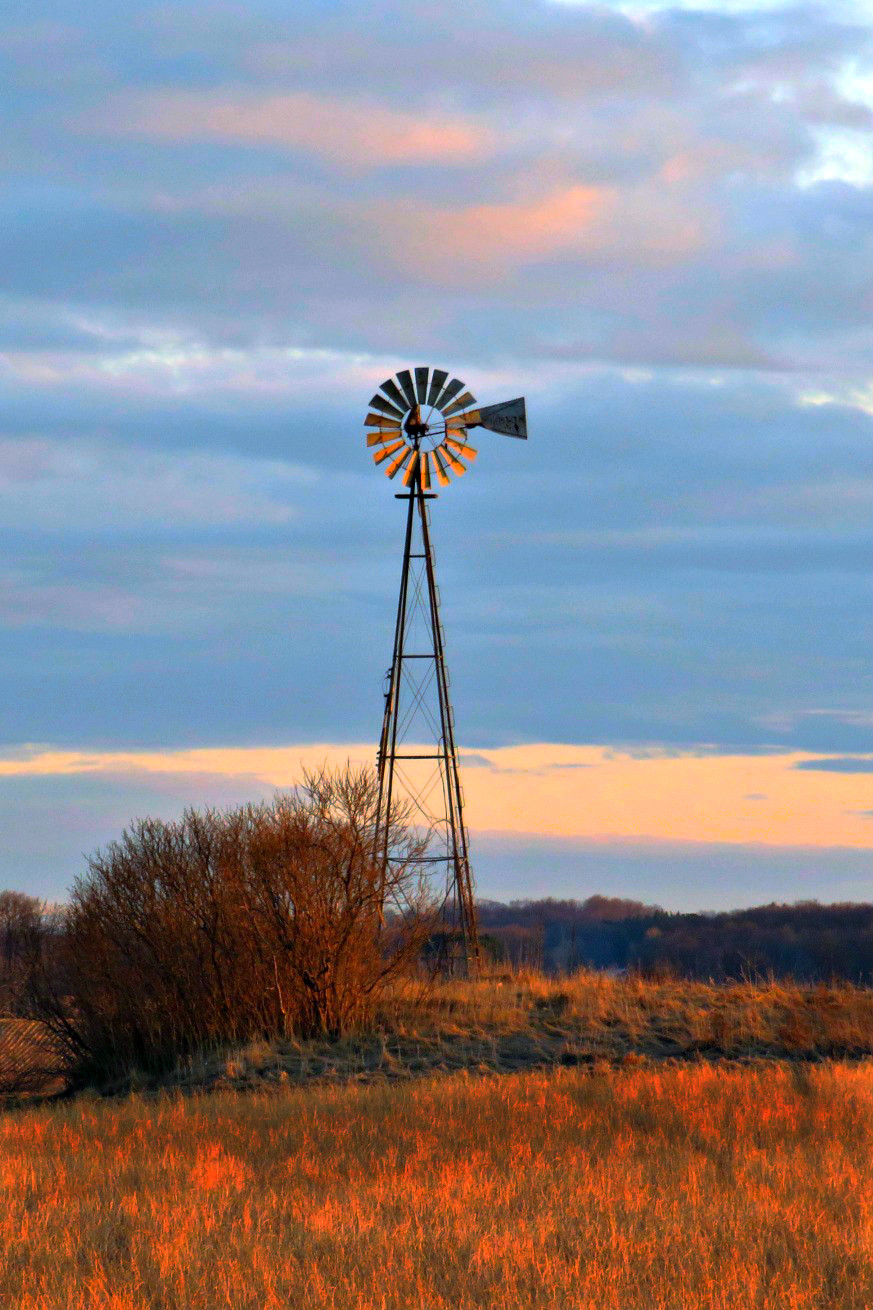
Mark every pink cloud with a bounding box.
[389,184,609,278]
[449,185,607,258]
[92,90,493,168]
[382,181,706,279]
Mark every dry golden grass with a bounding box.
[155,969,873,1094]
[7,969,873,1098]
[2,1061,872,1309]
[6,970,873,1099]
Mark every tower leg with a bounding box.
[374,466,479,975]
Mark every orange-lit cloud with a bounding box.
[2,743,870,851]
[439,186,607,259]
[385,181,707,278]
[388,184,609,275]
[91,90,493,168]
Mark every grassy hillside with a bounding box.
[2,1061,872,1308]
[5,970,873,1097]
[114,969,873,1094]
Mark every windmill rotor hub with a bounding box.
[403,405,429,441]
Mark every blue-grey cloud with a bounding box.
[0,2,871,370]
[794,757,873,772]
[0,367,869,754]
[0,0,871,905]
[0,770,273,901]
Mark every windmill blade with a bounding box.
[365,412,401,429]
[386,447,413,479]
[373,438,406,464]
[455,408,481,427]
[370,393,406,420]
[473,397,527,439]
[435,377,465,410]
[445,436,478,461]
[401,451,420,487]
[431,450,451,486]
[364,371,526,494]
[379,378,408,413]
[396,369,418,410]
[426,368,449,408]
[440,445,468,476]
[441,390,477,419]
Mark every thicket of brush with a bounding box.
[25,767,435,1087]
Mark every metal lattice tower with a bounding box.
[365,366,527,974]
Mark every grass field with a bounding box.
[2,1060,873,1309]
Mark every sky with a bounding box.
[1,0,871,909]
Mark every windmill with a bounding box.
[365,367,527,973]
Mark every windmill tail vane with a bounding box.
[366,366,527,975]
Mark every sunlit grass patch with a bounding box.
[2,1061,872,1308]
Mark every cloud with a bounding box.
[0,769,272,900]
[7,764,871,909]
[245,4,677,103]
[794,757,873,773]
[90,90,494,169]
[0,0,865,372]
[0,437,313,529]
[472,829,873,913]
[1,741,870,851]
[380,181,707,281]
[419,185,608,262]
[0,359,868,751]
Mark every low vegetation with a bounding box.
[2,1061,872,1308]
[125,969,873,1093]
[24,767,435,1087]
[4,822,873,1308]
[6,768,873,1093]
[5,969,873,1098]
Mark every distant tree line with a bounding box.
[477,896,873,982]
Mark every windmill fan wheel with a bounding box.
[364,366,482,489]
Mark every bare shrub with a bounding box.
[240,768,435,1037]
[30,766,436,1086]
